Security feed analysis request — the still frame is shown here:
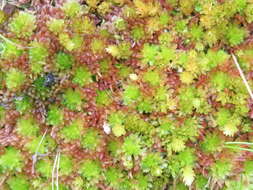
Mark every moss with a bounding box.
[211,160,232,180]
[104,167,123,187]
[0,147,23,172]
[25,135,55,154]
[16,116,39,137]
[62,0,82,18]
[1,40,23,59]
[81,129,100,150]
[79,160,101,180]
[7,175,30,190]
[201,133,223,153]
[59,154,73,176]
[9,11,36,38]
[123,84,141,105]
[60,120,82,141]
[72,66,92,86]
[15,96,32,113]
[143,70,161,86]
[131,26,145,41]
[47,105,64,126]
[36,158,52,178]
[6,68,26,90]
[122,134,141,156]
[47,18,65,34]
[62,88,83,110]
[55,52,74,70]
[72,16,95,34]
[226,24,247,46]
[96,90,112,106]
[141,153,165,176]
[106,42,132,59]
[91,39,105,54]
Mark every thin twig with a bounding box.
[52,151,59,190]
[225,142,253,145]
[56,151,61,190]
[0,34,30,49]
[225,145,253,152]
[32,128,48,174]
[231,53,253,100]
[1,0,6,10]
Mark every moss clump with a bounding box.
[62,0,82,18]
[15,96,32,113]
[60,120,82,141]
[72,66,92,86]
[6,68,26,90]
[79,160,102,180]
[55,52,74,70]
[7,175,30,190]
[0,147,23,172]
[46,105,64,126]
[62,88,83,110]
[16,116,39,137]
[81,129,100,150]
[9,11,36,38]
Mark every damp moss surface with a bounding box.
[0,0,253,190]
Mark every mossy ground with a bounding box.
[0,0,253,189]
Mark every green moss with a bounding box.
[131,26,145,41]
[141,43,159,65]
[189,25,204,41]
[136,98,153,113]
[72,16,95,34]
[0,11,5,25]
[211,160,232,180]
[216,108,232,127]
[60,120,82,141]
[141,153,165,176]
[205,50,229,71]
[201,133,223,153]
[15,96,32,113]
[106,42,132,59]
[159,46,175,65]
[1,40,23,59]
[104,167,123,187]
[6,68,26,90]
[123,84,141,105]
[55,52,74,70]
[59,154,73,176]
[62,0,82,18]
[36,159,52,178]
[122,134,141,156]
[143,70,161,86]
[9,11,36,38]
[59,33,83,51]
[81,129,100,150]
[226,24,247,46]
[0,147,23,172]
[47,18,65,34]
[25,135,55,154]
[79,160,101,180]
[62,88,83,110]
[7,175,30,190]
[211,72,231,91]
[178,86,199,114]
[16,116,39,137]
[96,90,112,106]
[29,41,48,64]
[91,39,105,54]
[244,160,253,175]
[72,66,92,86]
[47,105,64,126]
